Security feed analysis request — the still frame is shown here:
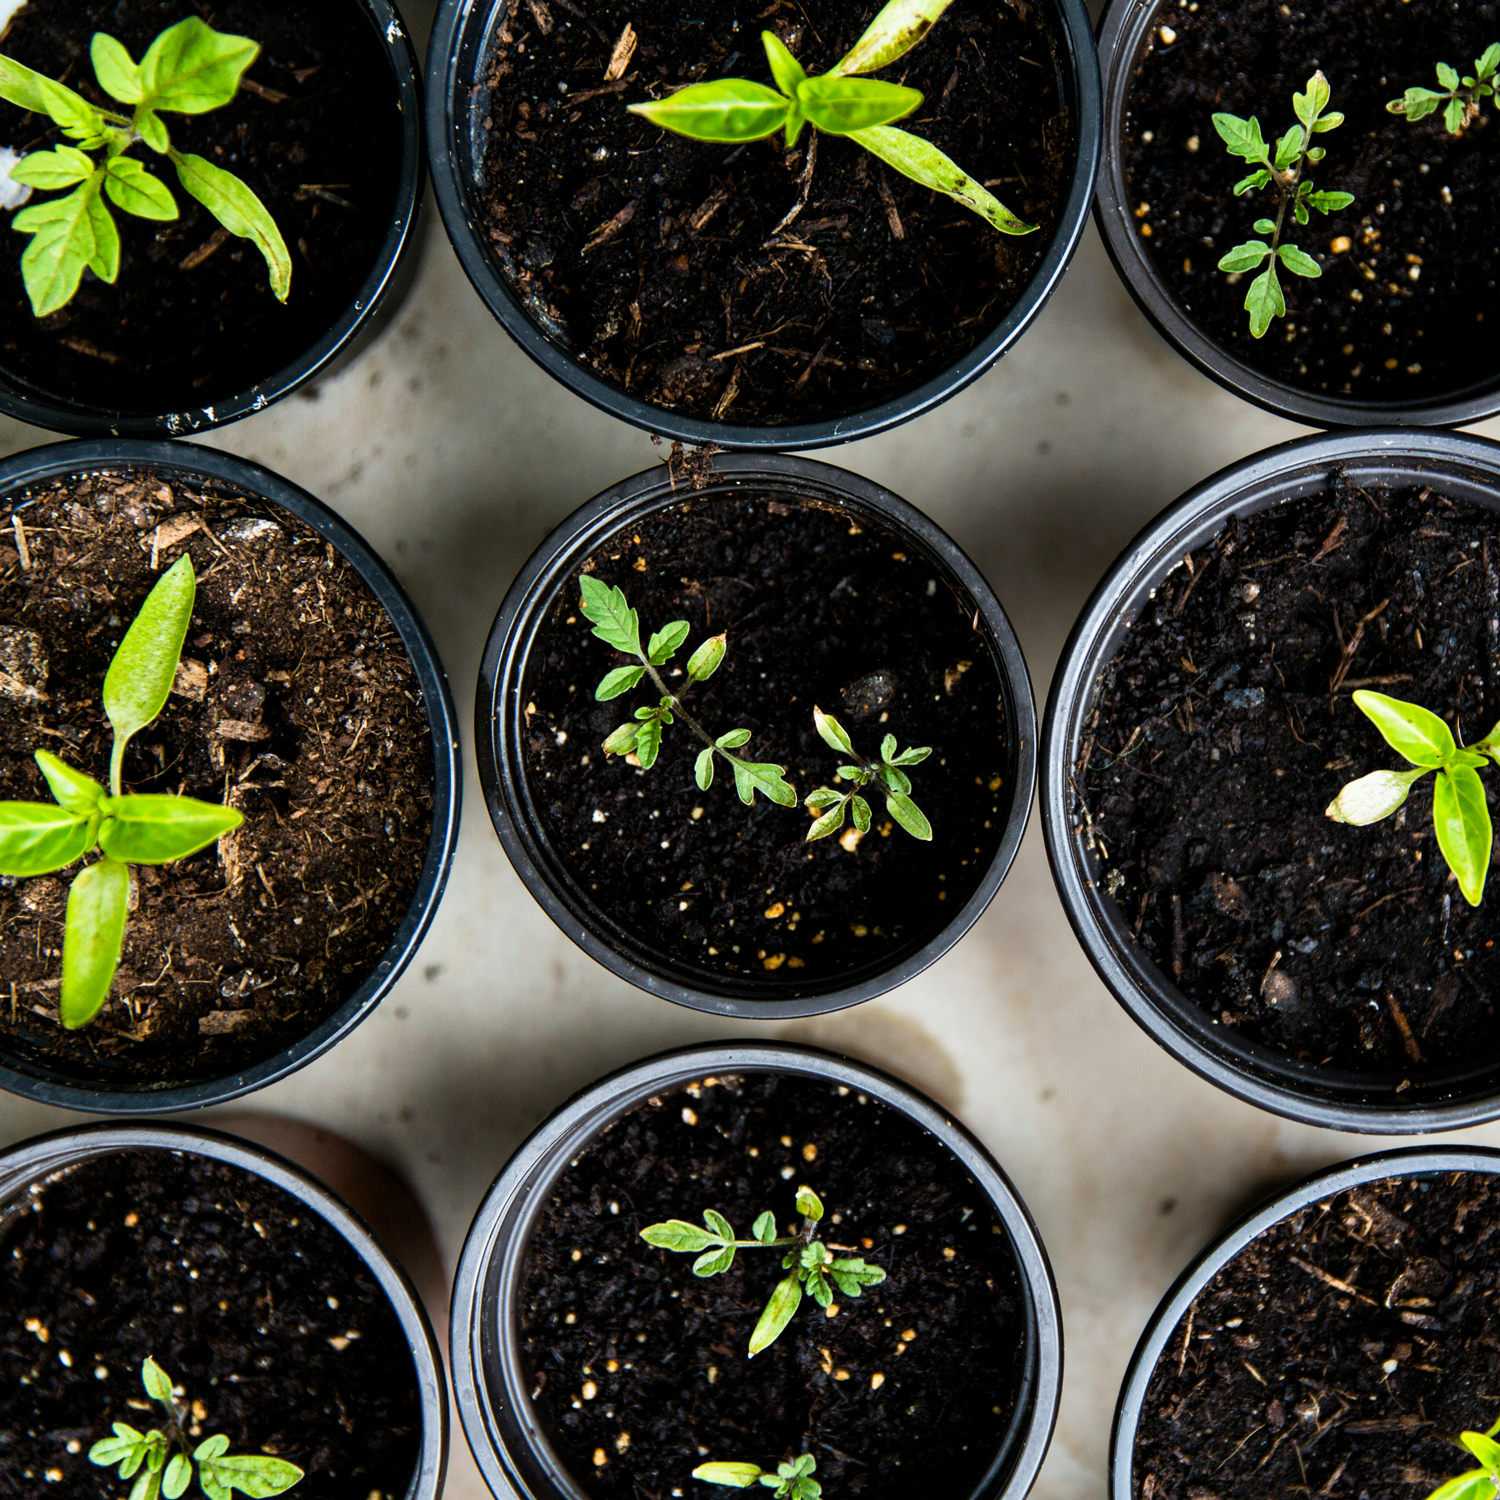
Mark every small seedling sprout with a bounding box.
[641,1184,886,1356]
[694,1454,821,1497]
[805,706,932,841]
[0,18,291,316]
[1389,44,1498,135]
[88,1356,303,1500]
[1326,690,1498,907]
[578,574,797,808]
[0,555,243,1028]
[1421,1414,1500,1500]
[627,0,1035,237]
[1212,71,1355,338]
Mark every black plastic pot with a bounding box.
[1040,427,1500,1132]
[0,437,461,1113]
[0,0,425,439]
[424,0,1101,450]
[1094,0,1500,429]
[475,453,1036,1017]
[0,1120,448,1499]
[451,1041,1063,1500]
[1109,1144,1500,1500]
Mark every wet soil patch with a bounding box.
[1124,0,1499,403]
[471,0,1074,426]
[1080,474,1500,1077]
[0,466,434,1088]
[521,1072,1026,1499]
[0,1147,422,1499]
[1134,1168,1500,1500]
[0,0,403,415]
[520,492,1011,985]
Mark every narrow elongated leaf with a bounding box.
[629,79,791,143]
[168,150,290,301]
[748,1274,803,1356]
[1278,243,1321,278]
[703,1208,735,1241]
[1232,168,1271,195]
[596,664,645,700]
[9,145,95,190]
[142,1357,176,1406]
[602,723,639,755]
[1434,765,1492,907]
[104,555,195,760]
[693,1463,766,1488]
[813,706,854,754]
[752,1210,777,1243]
[806,800,847,841]
[97,795,242,864]
[1244,262,1285,339]
[0,55,109,140]
[731,760,797,807]
[1304,189,1354,214]
[1273,126,1304,170]
[162,1454,191,1500]
[889,745,932,766]
[641,1219,717,1252]
[886,792,932,840]
[1461,1432,1500,1473]
[105,156,179,220]
[695,746,715,789]
[687,632,726,681]
[0,803,96,876]
[763,30,807,95]
[1217,241,1270,274]
[636,715,663,769]
[578,574,641,655]
[91,33,145,103]
[647,619,690,665]
[693,1243,737,1276]
[716,728,752,749]
[1353,690,1456,767]
[193,1451,304,1498]
[1325,767,1426,825]
[139,18,259,114]
[796,74,921,134]
[60,858,130,1028]
[851,795,872,832]
[835,0,953,74]
[1212,112,1269,163]
[131,1466,165,1500]
[13,173,117,316]
[1424,1473,1495,1500]
[34,750,105,814]
[850,123,1035,233]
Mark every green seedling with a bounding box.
[89,1357,303,1500]
[1326,689,1498,907]
[805,706,932,842]
[694,1454,821,1497]
[641,1184,886,1357]
[579,574,796,808]
[0,555,243,1028]
[1423,1414,1500,1500]
[1212,70,1355,338]
[0,17,291,316]
[627,0,1035,236]
[1389,44,1498,134]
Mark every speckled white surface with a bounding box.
[2,3,1500,1495]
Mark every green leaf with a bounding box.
[1425,1473,1496,1500]
[696,746,715,789]
[693,1243,737,1276]
[89,1423,150,1474]
[829,1257,887,1295]
[91,33,145,104]
[1352,690,1456,768]
[162,1453,191,1500]
[889,745,931,766]
[762,30,808,97]
[0,803,96,876]
[851,795,872,833]
[1212,112,1269,163]
[1444,97,1467,134]
[142,1357,176,1407]
[135,109,171,154]
[796,75,922,135]
[647,620,690,665]
[693,1463,767,1489]
[748,1273,803,1356]
[716,729,752,749]
[1436,62,1462,91]
[849,123,1035,233]
[60,859,130,1028]
[1477,43,1500,81]
[1252,217,1276,235]
[837,764,864,782]
[1232,168,1272,195]
[687,632,727,681]
[1304,189,1354,214]
[1462,1433,1500,1473]
[13,173,118,317]
[193,1450,305,1498]
[835,0,953,74]
[636,715,663,769]
[702,1208,735,1241]
[32,752,102,822]
[138,18,259,115]
[9,145,95,190]
[578,574,641,656]
[806,800,847,841]
[879,764,912,796]
[1293,70,1331,128]
[813,707,854,755]
[0,55,110,141]
[805,787,843,810]
[752,1210,777,1243]
[629,79,791,142]
[1273,126,1304,171]
[602,723,639,756]
[642,1219,717,1252]
[195,1437,231,1461]
[1325,767,1426,825]
[97,795,242,865]
[732,760,797,807]
[131,1467,165,1500]
[1244,262,1285,339]
[1217,240,1270,274]
[168,150,290,302]
[795,1184,823,1220]
[1434,765,1492,907]
[596,664,645,700]
[105,156,179,221]
[1278,243,1322,278]
[887,792,933,840]
[1391,87,1444,120]
[1311,110,1344,132]
[806,1265,834,1307]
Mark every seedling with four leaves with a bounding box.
[1389,44,1499,135]
[0,554,243,1028]
[805,706,932,842]
[694,1454,821,1497]
[1326,689,1497,907]
[88,1356,303,1500]
[641,1184,886,1356]
[0,17,291,316]
[1421,1413,1500,1500]
[1213,71,1355,338]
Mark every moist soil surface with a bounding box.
[1124,0,1499,404]
[1135,1169,1500,1500]
[473,0,1074,427]
[0,0,403,416]
[520,1072,1027,1499]
[0,466,434,1089]
[1080,473,1500,1078]
[520,491,1012,986]
[0,1147,422,1499]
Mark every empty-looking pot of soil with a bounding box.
[1112,1145,1500,1500]
[0,1120,447,1499]
[476,453,1035,1017]
[0,438,459,1111]
[1096,0,1500,427]
[0,0,423,437]
[1042,428,1500,1131]
[451,1042,1062,1500]
[426,0,1100,448]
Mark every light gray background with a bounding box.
[3,3,1499,1495]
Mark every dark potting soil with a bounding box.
[520,492,1012,984]
[520,1073,1027,1499]
[0,467,434,1087]
[1123,0,1499,403]
[0,1148,422,1499]
[1080,474,1500,1078]
[1135,1169,1500,1500]
[0,0,403,415]
[472,0,1074,426]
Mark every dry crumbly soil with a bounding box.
[472,0,1074,426]
[1080,474,1500,1079]
[521,1073,1027,1499]
[1124,0,1499,403]
[1135,1170,1500,1500]
[0,467,434,1090]
[0,1148,422,1499]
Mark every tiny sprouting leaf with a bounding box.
[138,17,259,115]
[694,1243,738,1277]
[1252,217,1275,235]
[0,803,97,877]
[813,707,854,755]
[851,795,872,833]
[763,29,809,137]
[141,1357,176,1408]
[648,620,691,665]
[794,1185,824,1221]
[1212,112,1269,163]
[1278,243,1322,278]
[162,1454,191,1500]
[603,723,640,755]
[835,0,953,75]
[752,1211,777,1244]
[1325,767,1426,825]
[104,157,179,221]
[687,632,727,681]
[1233,169,1272,195]
[693,1463,767,1489]
[104,556,196,762]
[642,1219,719,1252]
[1434,764,1492,907]
[59,858,133,1026]
[887,792,933,840]
[629,79,792,142]
[696,746,715,790]
[806,800,847,841]
[850,123,1035,233]
[716,729,752,749]
[795,74,922,135]
[96,795,244,865]
[579,574,642,656]
[596,664,646,700]
[1244,262,1285,339]
[167,149,291,302]
[9,145,95,190]
[749,1273,803,1356]
[13,173,118,317]
[1353,689,1456,767]
[636,716,664,769]
[732,760,797,807]
[1293,200,1310,227]
[1217,241,1271,274]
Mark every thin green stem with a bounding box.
[109,737,126,798]
[1268,126,1310,254]
[639,656,759,774]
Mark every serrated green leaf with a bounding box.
[630,78,791,142]
[9,145,95,190]
[1305,189,1354,214]
[1217,240,1271,274]
[1278,243,1321,278]
[829,1257,887,1295]
[806,1265,833,1307]
[1353,690,1456,767]
[1436,765,1493,906]
[731,760,796,807]
[696,746,714,790]
[1212,112,1269,163]
[636,715,663,769]
[641,1219,717,1252]
[813,706,854,754]
[596,664,645,700]
[749,1273,803,1356]
[0,803,96,876]
[13,173,117,316]
[687,631,727,681]
[887,792,932,840]
[693,1463,766,1489]
[806,801,847,842]
[752,1210,777,1243]
[193,1450,304,1498]
[1244,262,1285,339]
[1444,96,1467,133]
[850,123,1035,233]
[1391,87,1444,120]
[648,620,690,665]
[1293,70,1330,128]
[139,18,259,115]
[97,795,242,865]
[796,74,921,135]
[1232,168,1272,196]
[603,723,639,755]
[851,795,872,833]
[89,1423,150,1473]
[105,156,179,221]
[578,574,641,656]
[91,33,145,103]
[1436,62,1461,91]
[168,149,290,301]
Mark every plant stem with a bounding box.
[109,739,125,798]
[1269,126,1311,254]
[639,657,760,775]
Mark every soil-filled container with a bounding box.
[0,0,424,438]
[452,1042,1062,1500]
[0,1120,447,1499]
[1112,1145,1500,1500]
[476,453,1035,1017]
[1096,0,1500,428]
[426,0,1100,449]
[1042,429,1500,1131]
[0,438,460,1112]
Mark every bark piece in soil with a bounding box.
[1123,0,1500,403]
[1080,473,1500,1077]
[0,1148,422,1500]
[521,1073,1027,1499]
[1135,1169,1500,1500]
[520,492,1011,984]
[0,467,434,1088]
